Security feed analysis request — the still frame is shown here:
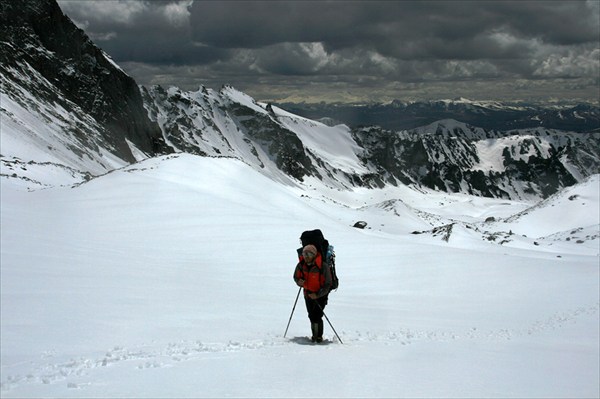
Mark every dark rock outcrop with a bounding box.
[0,0,169,162]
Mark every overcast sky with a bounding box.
[58,0,599,104]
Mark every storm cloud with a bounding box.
[58,0,599,103]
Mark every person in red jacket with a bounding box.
[293,244,332,342]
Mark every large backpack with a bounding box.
[297,229,339,292]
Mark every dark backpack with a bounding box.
[297,229,339,291]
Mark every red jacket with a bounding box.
[293,253,332,298]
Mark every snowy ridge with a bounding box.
[8,0,594,201]
[2,49,598,200]
[501,174,600,238]
[139,84,600,200]
[1,0,167,184]
[0,66,128,176]
[269,104,368,175]
[405,175,600,254]
[141,84,370,188]
[285,99,600,132]
[354,121,599,200]
[0,157,91,190]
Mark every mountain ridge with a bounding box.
[278,99,600,133]
[0,0,169,166]
[1,0,598,202]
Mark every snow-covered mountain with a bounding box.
[141,84,599,200]
[141,84,370,188]
[0,0,168,180]
[354,120,599,200]
[1,0,599,202]
[282,99,600,133]
[1,2,599,397]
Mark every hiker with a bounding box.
[293,244,332,342]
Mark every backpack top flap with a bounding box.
[300,229,327,256]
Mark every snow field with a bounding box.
[1,154,598,398]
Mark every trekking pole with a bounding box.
[314,300,343,344]
[284,287,302,338]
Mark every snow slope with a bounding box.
[269,104,368,175]
[0,59,133,178]
[1,154,598,398]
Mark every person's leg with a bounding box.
[315,296,328,342]
[305,297,322,341]
[306,296,328,342]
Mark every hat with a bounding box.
[302,244,317,256]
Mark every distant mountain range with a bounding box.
[278,99,600,133]
[1,0,599,201]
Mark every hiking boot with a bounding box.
[311,322,319,342]
[315,320,324,343]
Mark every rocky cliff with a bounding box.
[0,0,168,165]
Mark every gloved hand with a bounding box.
[296,279,305,287]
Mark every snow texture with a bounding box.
[1,153,599,398]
